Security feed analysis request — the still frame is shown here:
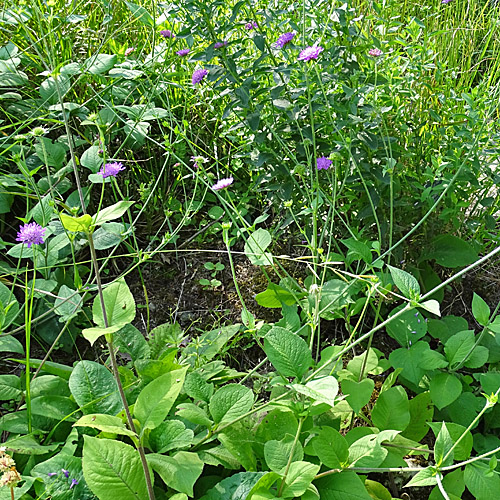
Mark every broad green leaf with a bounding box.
[433,422,454,467]
[4,433,59,455]
[60,212,92,232]
[31,375,69,399]
[292,376,338,407]
[428,422,472,461]
[83,436,149,500]
[93,222,125,250]
[464,462,500,500]
[92,278,136,328]
[176,402,212,427]
[402,392,434,442]
[147,452,203,497]
[124,1,154,26]
[82,324,123,346]
[423,234,478,268]
[405,467,439,487]
[209,383,254,424]
[39,75,70,105]
[428,469,465,500]
[371,386,410,431]
[219,421,257,471]
[80,145,103,173]
[312,427,349,468]
[342,378,374,414]
[199,472,266,500]
[0,282,21,333]
[387,264,420,299]
[31,395,78,421]
[135,366,188,433]
[429,372,462,409]
[85,53,117,74]
[74,414,137,438]
[444,330,475,369]
[0,477,34,499]
[255,283,300,308]
[184,371,214,402]
[315,471,372,500]
[54,285,82,321]
[386,305,427,347]
[93,201,134,226]
[364,480,392,500]
[113,324,150,361]
[0,374,21,400]
[419,299,441,317]
[281,461,320,498]
[472,293,490,326]
[149,419,193,453]
[264,326,312,379]
[182,324,239,363]
[264,434,303,473]
[69,360,123,415]
[255,408,298,446]
[245,228,273,266]
[348,434,387,468]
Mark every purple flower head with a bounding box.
[245,21,258,30]
[61,469,69,478]
[214,41,228,49]
[70,479,79,489]
[176,49,190,57]
[47,472,57,477]
[275,32,295,49]
[124,47,135,56]
[212,177,234,191]
[192,68,208,85]
[298,44,324,62]
[442,0,452,3]
[16,222,46,248]
[316,156,332,171]
[160,29,174,38]
[98,162,125,179]
[368,48,383,57]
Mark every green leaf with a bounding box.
[92,278,136,328]
[124,1,154,26]
[219,421,257,471]
[405,467,439,487]
[429,372,462,410]
[149,419,194,453]
[312,426,349,469]
[472,293,490,326]
[244,228,273,266]
[434,422,454,467]
[69,360,123,415]
[60,212,92,232]
[315,470,372,500]
[4,433,59,455]
[386,305,427,347]
[135,366,188,433]
[263,326,312,379]
[0,374,21,400]
[387,264,420,299]
[0,335,23,354]
[255,283,301,308]
[428,469,465,500]
[371,386,410,431]
[348,434,388,468]
[201,473,267,500]
[364,480,392,500]
[54,285,82,321]
[264,434,303,473]
[93,201,134,226]
[209,383,254,424]
[114,323,151,361]
[85,53,117,74]
[74,414,137,438]
[39,75,70,105]
[176,402,212,428]
[147,452,203,496]
[93,222,125,250]
[423,234,478,268]
[82,324,123,346]
[184,371,214,402]
[464,462,500,500]
[342,378,374,414]
[444,330,475,369]
[83,436,150,500]
[31,395,78,421]
[80,145,103,173]
[292,376,339,407]
[281,461,320,498]
[419,299,441,317]
[428,422,472,461]
[402,392,434,442]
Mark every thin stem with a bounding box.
[277,418,304,497]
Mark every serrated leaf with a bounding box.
[387,265,420,299]
[209,383,253,424]
[149,419,193,453]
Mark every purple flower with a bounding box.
[245,21,258,30]
[70,479,79,489]
[176,49,190,57]
[61,469,69,478]
[212,177,234,191]
[98,162,125,179]
[124,47,135,56]
[160,30,174,38]
[214,41,228,49]
[298,44,324,62]
[316,156,332,170]
[442,0,452,3]
[47,472,57,477]
[275,32,295,49]
[192,68,208,85]
[368,48,383,57]
[16,222,46,248]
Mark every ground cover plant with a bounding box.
[1,0,500,498]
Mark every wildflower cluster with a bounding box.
[0,447,21,488]
[16,222,46,248]
[47,468,79,490]
[98,162,125,178]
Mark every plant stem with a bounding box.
[277,418,304,497]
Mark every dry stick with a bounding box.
[54,77,155,500]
